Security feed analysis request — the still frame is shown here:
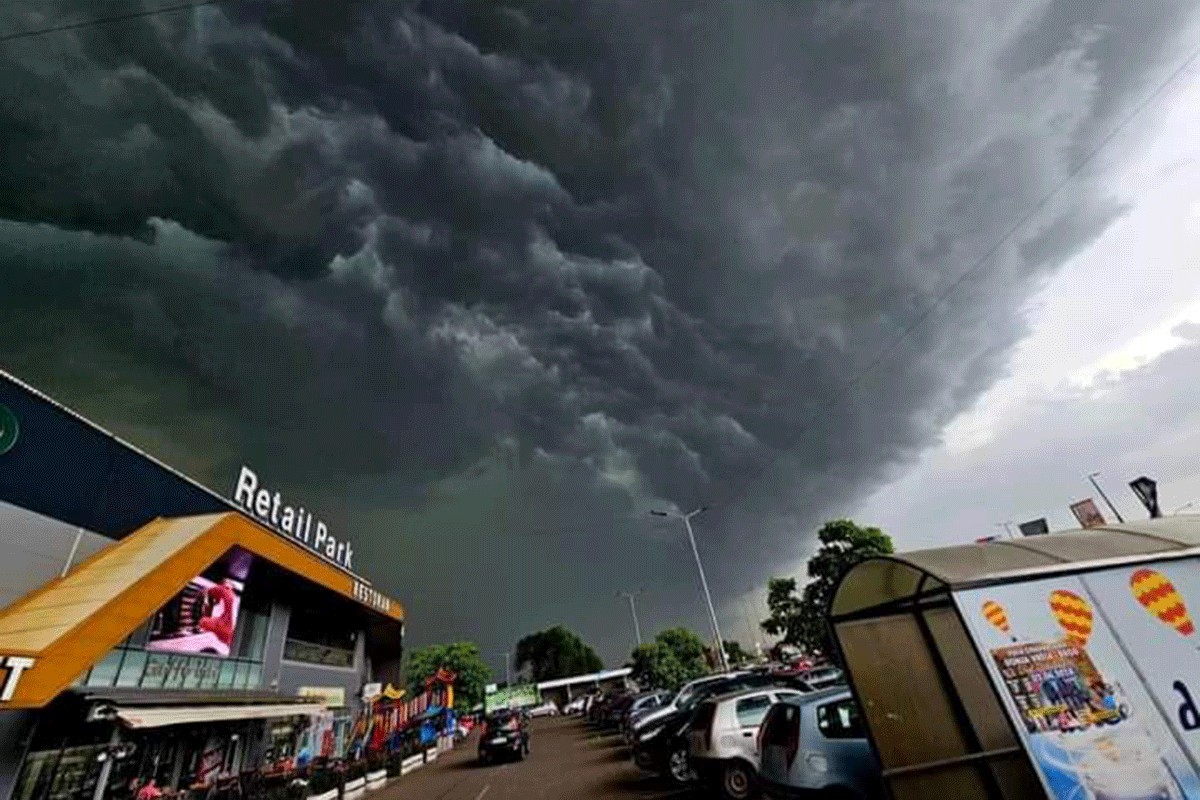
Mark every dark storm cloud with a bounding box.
[0,0,1195,661]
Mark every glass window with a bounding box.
[234,661,252,689]
[218,660,237,689]
[247,662,263,689]
[735,695,774,727]
[284,606,357,668]
[235,608,271,661]
[85,650,123,688]
[140,654,169,688]
[116,650,147,687]
[162,656,186,689]
[817,699,865,739]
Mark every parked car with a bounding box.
[757,688,880,799]
[630,672,750,740]
[478,709,531,764]
[799,667,845,691]
[619,691,673,741]
[688,686,807,800]
[528,701,560,718]
[632,673,791,786]
[563,695,588,715]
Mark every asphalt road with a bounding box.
[375,716,696,800]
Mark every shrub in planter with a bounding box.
[345,760,368,782]
[386,753,403,778]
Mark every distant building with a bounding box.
[536,668,635,708]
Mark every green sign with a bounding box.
[485,683,541,712]
[0,404,17,456]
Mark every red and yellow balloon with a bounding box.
[1049,589,1093,647]
[1130,568,1195,637]
[982,600,1016,641]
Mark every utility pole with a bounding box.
[1087,472,1125,523]
[617,590,643,647]
[650,506,729,672]
[995,522,1016,539]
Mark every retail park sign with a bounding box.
[0,656,34,702]
[233,465,354,570]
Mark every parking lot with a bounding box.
[375,716,695,800]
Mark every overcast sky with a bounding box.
[2,1,1199,668]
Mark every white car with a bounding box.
[563,696,588,715]
[528,702,560,718]
[688,687,806,800]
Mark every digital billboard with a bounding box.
[146,548,254,657]
[958,562,1200,800]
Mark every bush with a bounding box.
[344,760,367,782]
[304,767,340,796]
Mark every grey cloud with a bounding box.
[0,0,1196,662]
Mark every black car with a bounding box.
[478,710,530,764]
[632,673,790,785]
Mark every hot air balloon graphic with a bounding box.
[982,600,1017,642]
[1049,589,1093,647]
[1130,568,1195,638]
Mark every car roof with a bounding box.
[705,685,799,706]
[777,685,852,707]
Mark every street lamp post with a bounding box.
[1175,501,1197,515]
[1087,472,1126,523]
[617,590,644,647]
[650,506,729,673]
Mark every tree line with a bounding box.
[403,517,893,705]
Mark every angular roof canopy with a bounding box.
[831,516,1200,619]
[0,512,404,708]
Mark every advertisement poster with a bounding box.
[147,548,253,657]
[958,571,1200,800]
[485,683,541,712]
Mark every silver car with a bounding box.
[688,686,807,800]
[757,688,880,800]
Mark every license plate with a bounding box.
[490,737,507,745]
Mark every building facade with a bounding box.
[0,371,406,800]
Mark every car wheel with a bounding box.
[666,744,695,786]
[721,761,755,800]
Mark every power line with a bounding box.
[702,41,1200,519]
[0,0,224,44]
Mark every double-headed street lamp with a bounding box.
[617,589,644,647]
[650,506,729,673]
[1086,471,1125,523]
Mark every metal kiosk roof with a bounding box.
[828,517,1200,800]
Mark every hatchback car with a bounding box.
[689,686,806,799]
[757,688,880,799]
[478,710,530,764]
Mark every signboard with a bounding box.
[485,683,540,712]
[232,465,354,569]
[957,559,1200,799]
[0,656,34,702]
[362,682,382,702]
[299,686,346,707]
[1019,518,1050,537]
[1070,498,1106,529]
[1131,477,1162,519]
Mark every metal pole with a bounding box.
[1088,472,1125,523]
[619,592,643,646]
[61,529,84,577]
[681,511,729,672]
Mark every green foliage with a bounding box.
[630,627,711,690]
[404,641,491,712]
[513,625,604,681]
[762,518,893,658]
[722,640,751,666]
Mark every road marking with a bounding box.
[473,786,490,800]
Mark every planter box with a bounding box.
[365,770,387,790]
[400,754,424,776]
[343,776,366,800]
[424,748,438,762]
[306,789,339,800]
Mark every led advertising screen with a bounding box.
[147,548,253,657]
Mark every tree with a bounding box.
[722,640,752,666]
[630,628,710,691]
[513,625,604,682]
[762,518,893,658]
[405,641,492,712]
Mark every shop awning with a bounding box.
[116,701,327,729]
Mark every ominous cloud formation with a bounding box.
[1,0,1196,662]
